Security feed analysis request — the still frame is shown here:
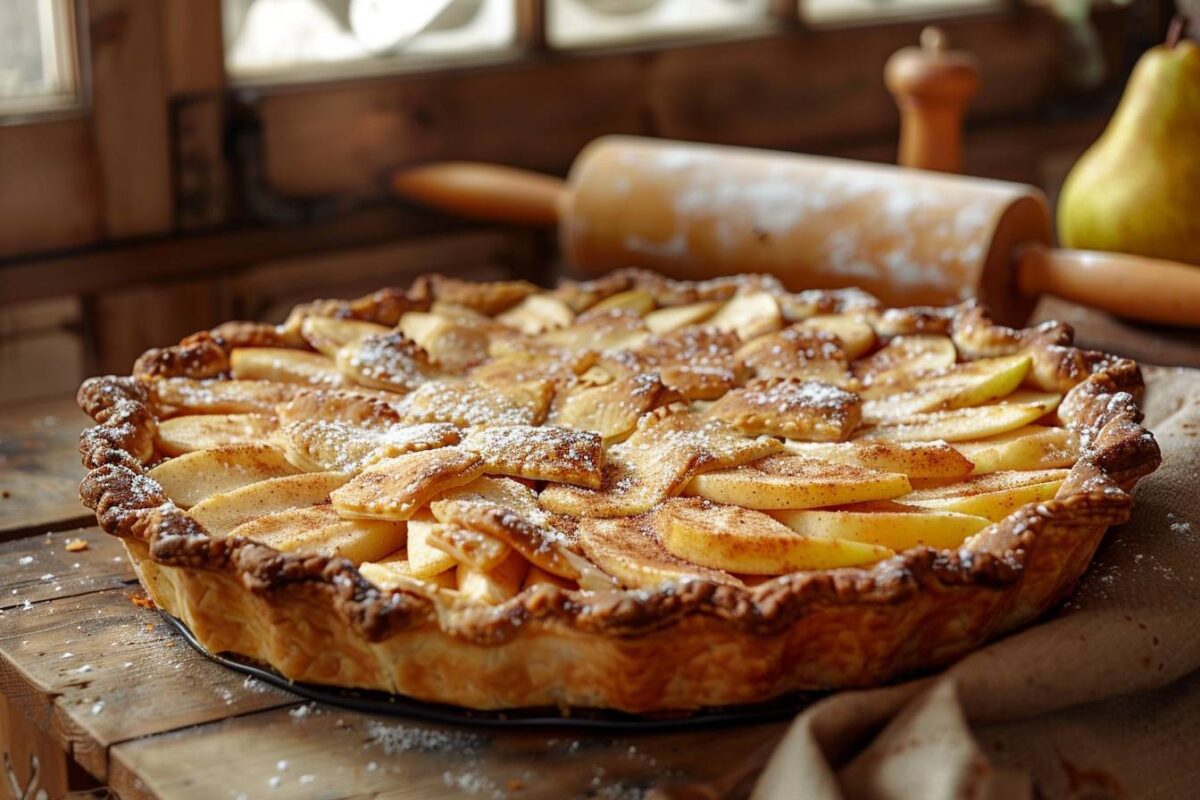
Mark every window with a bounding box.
[0,0,77,115]
[804,0,1001,25]
[547,0,771,49]
[223,0,517,81]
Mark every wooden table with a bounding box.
[0,397,93,540]
[2,298,1197,800]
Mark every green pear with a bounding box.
[1057,38,1200,265]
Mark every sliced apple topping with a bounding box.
[539,409,780,517]
[781,439,973,479]
[137,275,1094,611]
[148,444,300,508]
[861,354,1031,421]
[536,309,649,353]
[576,515,740,590]
[852,334,957,385]
[397,311,493,373]
[152,378,298,416]
[359,554,458,593]
[658,498,892,574]
[188,472,350,536]
[643,301,721,334]
[462,425,604,488]
[330,448,485,521]
[800,315,876,359]
[404,513,458,577]
[299,316,391,358]
[862,392,1062,443]
[227,503,405,564]
[953,425,1077,475]
[684,454,911,510]
[230,348,347,387]
[336,332,435,393]
[456,550,530,605]
[898,469,1069,521]
[707,378,862,441]
[707,290,783,341]
[771,502,992,551]
[156,413,278,456]
[495,294,576,335]
[582,288,655,317]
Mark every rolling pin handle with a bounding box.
[391,162,567,226]
[884,27,979,173]
[1015,242,1200,328]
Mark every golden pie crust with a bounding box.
[78,269,1160,713]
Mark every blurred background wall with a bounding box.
[0,0,1181,403]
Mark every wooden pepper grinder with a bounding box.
[885,27,979,173]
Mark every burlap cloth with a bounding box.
[751,366,1200,800]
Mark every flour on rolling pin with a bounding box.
[563,137,1049,311]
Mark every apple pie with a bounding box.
[78,270,1160,712]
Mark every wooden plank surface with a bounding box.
[0,588,298,780]
[0,397,92,538]
[0,527,131,610]
[109,705,784,800]
[0,529,786,797]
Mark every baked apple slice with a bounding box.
[658,498,891,574]
[954,425,1077,475]
[772,502,992,551]
[576,515,741,590]
[643,301,721,334]
[156,413,277,456]
[781,439,973,479]
[861,354,1032,420]
[456,551,530,604]
[148,443,299,508]
[899,469,1069,521]
[800,314,875,359]
[404,514,458,578]
[863,392,1061,443]
[228,503,404,564]
[684,454,910,510]
[187,471,350,535]
[299,316,390,358]
[230,347,346,387]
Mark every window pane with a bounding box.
[804,0,1001,25]
[224,0,516,79]
[548,0,771,49]
[0,0,76,113]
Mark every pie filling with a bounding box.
[135,272,1090,602]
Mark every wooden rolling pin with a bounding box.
[392,135,1200,327]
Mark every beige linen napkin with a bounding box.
[752,367,1200,800]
